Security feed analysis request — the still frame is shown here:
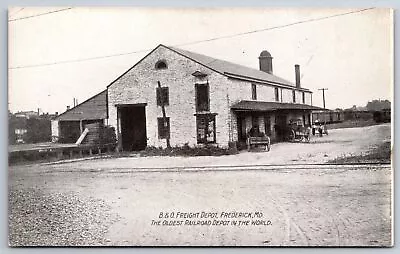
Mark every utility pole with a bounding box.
[157,81,171,148]
[318,88,328,109]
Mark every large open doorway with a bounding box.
[119,105,147,151]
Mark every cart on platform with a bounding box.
[286,119,311,143]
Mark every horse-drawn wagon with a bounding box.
[285,119,311,143]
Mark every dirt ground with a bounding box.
[8,123,392,246]
[38,123,391,169]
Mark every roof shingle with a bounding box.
[169,46,310,91]
[54,90,107,121]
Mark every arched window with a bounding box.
[155,60,167,70]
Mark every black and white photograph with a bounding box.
[7,6,393,247]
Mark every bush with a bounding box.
[102,126,117,144]
[25,118,51,143]
[139,143,238,157]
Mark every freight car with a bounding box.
[312,110,344,124]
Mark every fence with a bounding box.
[8,143,117,165]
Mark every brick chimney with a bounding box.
[259,50,273,74]
[66,106,70,110]
[295,64,301,88]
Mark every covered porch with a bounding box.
[231,101,325,145]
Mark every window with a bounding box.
[302,92,305,104]
[274,87,279,102]
[292,90,296,103]
[196,83,210,112]
[196,114,216,144]
[157,117,170,139]
[156,87,169,106]
[155,60,167,69]
[251,84,257,100]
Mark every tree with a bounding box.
[25,118,51,143]
[366,100,391,111]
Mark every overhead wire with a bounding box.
[9,7,25,18]
[9,7,375,70]
[8,7,73,22]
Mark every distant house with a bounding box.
[9,112,53,144]
[14,110,39,119]
[51,90,108,143]
[52,44,324,150]
[9,116,27,144]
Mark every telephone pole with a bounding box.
[318,88,328,109]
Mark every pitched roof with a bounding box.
[231,100,326,112]
[54,90,107,121]
[168,46,310,91]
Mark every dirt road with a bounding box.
[8,124,392,246]
[9,164,392,246]
[34,123,391,170]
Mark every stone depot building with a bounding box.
[52,44,323,151]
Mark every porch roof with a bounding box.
[231,100,326,112]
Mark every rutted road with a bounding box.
[8,124,392,246]
[9,164,392,246]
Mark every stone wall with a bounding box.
[107,46,231,148]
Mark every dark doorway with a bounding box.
[119,105,147,151]
[275,113,287,141]
[264,115,271,136]
[237,115,247,142]
[59,121,81,143]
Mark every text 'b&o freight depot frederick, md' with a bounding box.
[151,211,272,227]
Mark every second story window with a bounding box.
[251,84,257,100]
[292,90,296,103]
[156,87,169,106]
[274,87,279,102]
[302,92,305,104]
[196,83,209,112]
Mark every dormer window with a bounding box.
[155,60,167,70]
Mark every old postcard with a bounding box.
[8,7,393,246]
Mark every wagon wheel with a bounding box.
[288,129,295,142]
[304,129,311,143]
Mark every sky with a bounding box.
[8,7,393,114]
